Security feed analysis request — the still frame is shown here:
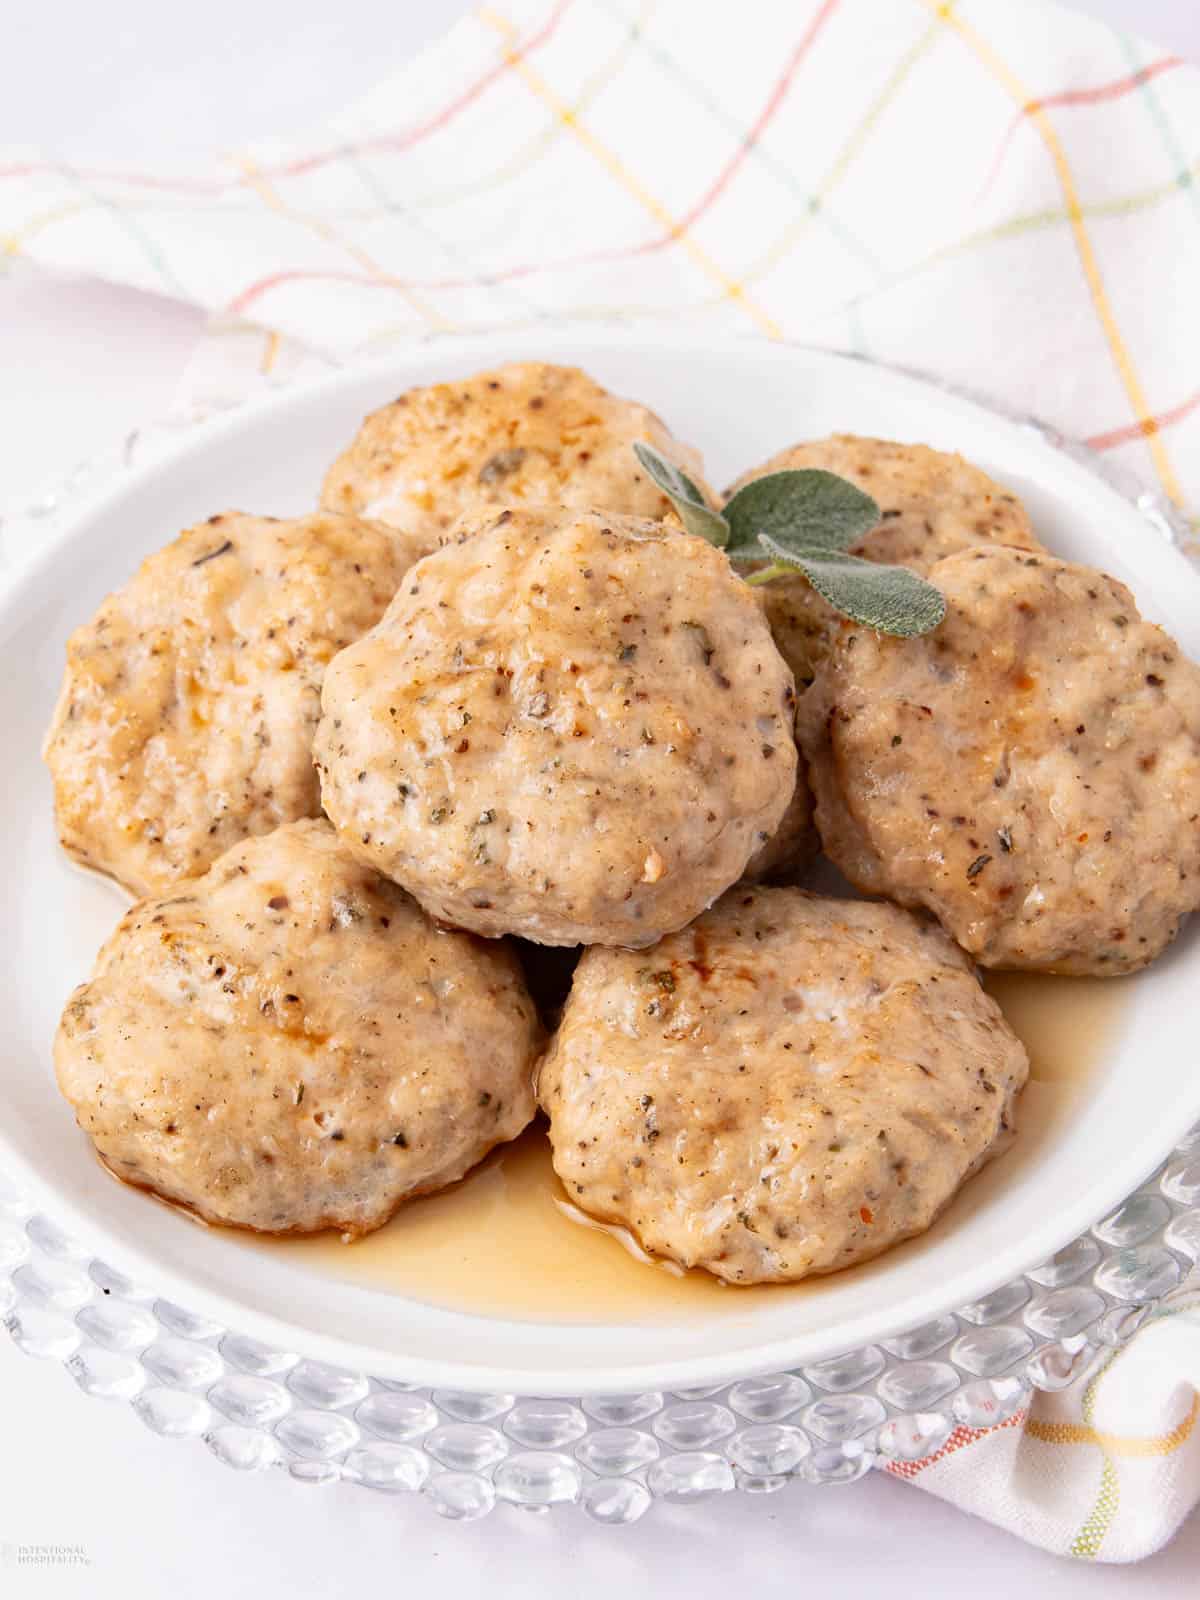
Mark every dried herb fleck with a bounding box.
[191,539,234,568]
[478,447,527,484]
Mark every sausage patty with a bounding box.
[799,545,1200,973]
[321,361,712,543]
[44,510,421,897]
[731,435,1040,686]
[316,507,797,946]
[538,887,1028,1283]
[54,820,541,1235]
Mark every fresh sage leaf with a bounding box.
[757,535,946,637]
[633,442,729,547]
[631,441,711,514]
[627,443,942,636]
[723,469,880,561]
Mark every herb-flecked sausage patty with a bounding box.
[54,820,541,1235]
[44,511,423,897]
[799,545,1200,973]
[538,888,1028,1283]
[730,435,1041,686]
[321,361,712,543]
[316,507,798,946]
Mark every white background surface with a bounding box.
[3,2,1200,1594]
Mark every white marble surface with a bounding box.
[4,2,1200,1593]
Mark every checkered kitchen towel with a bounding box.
[4,0,1199,530]
[4,0,1200,1560]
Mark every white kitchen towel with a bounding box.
[4,0,1200,1561]
[883,1278,1200,1561]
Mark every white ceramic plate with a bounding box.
[3,331,1198,1396]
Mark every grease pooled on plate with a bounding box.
[248,974,1127,1323]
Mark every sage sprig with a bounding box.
[634,442,946,638]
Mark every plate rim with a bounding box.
[4,326,1200,1395]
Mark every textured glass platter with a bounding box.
[2,1126,1197,1519]
[2,333,1199,1520]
